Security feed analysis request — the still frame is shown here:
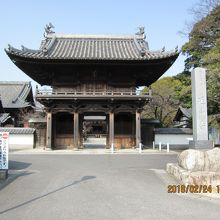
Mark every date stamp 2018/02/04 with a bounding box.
[167,185,220,193]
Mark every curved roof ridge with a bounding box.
[7,44,21,53]
[133,37,146,56]
[21,45,40,53]
[0,113,11,124]
[48,33,135,39]
[41,35,57,54]
[149,47,180,56]
[12,82,31,104]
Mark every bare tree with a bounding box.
[17,108,34,127]
[189,0,220,20]
[179,0,220,35]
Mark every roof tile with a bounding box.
[0,81,34,109]
[6,33,179,61]
[0,127,35,134]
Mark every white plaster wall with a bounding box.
[8,134,34,151]
[155,134,193,145]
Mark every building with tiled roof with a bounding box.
[5,24,179,149]
[0,81,35,126]
[5,25,179,86]
[0,97,12,126]
[173,106,192,128]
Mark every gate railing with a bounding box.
[36,89,151,97]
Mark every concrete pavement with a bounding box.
[9,147,180,155]
[0,154,220,220]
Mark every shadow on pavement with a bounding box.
[0,175,96,215]
[9,160,32,170]
[0,160,32,191]
[0,171,33,191]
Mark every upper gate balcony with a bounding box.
[35,88,152,101]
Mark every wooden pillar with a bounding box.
[106,114,109,148]
[53,114,56,148]
[46,112,52,149]
[132,113,135,135]
[79,114,83,148]
[74,112,79,148]
[136,110,141,148]
[109,112,114,147]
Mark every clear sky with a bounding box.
[0,0,198,88]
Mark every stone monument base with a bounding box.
[166,163,220,194]
[189,140,213,149]
[167,148,220,197]
[0,170,8,180]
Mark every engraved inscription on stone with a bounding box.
[191,68,208,141]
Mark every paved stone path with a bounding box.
[0,154,220,220]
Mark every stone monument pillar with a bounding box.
[189,67,213,149]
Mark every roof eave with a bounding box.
[5,49,179,63]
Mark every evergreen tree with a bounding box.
[182,5,220,124]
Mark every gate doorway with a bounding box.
[53,112,73,149]
[83,115,107,149]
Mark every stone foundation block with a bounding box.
[166,163,220,193]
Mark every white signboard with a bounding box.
[0,132,9,170]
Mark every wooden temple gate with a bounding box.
[44,94,146,149]
[5,24,179,150]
